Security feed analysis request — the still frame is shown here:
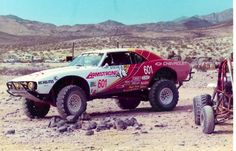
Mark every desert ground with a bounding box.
[0,65,232,151]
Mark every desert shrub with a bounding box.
[0,66,47,76]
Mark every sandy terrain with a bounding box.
[0,71,233,151]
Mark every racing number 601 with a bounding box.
[144,65,153,75]
[98,79,107,88]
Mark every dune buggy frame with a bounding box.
[193,53,233,134]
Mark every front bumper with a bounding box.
[183,68,194,82]
[7,89,45,103]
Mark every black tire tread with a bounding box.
[56,85,87,118]
[201,105,215,134]
[193,96,201,125]
[116,98,141,109]
[200,94,212,106]
[193,94,212,125]
[149,79,179,111]
[23,99,50,118]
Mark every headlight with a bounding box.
[13,82,22,90]
[28,82,36,91]
[7,82,13,89]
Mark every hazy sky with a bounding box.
[0,0,233,25]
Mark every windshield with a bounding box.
[69,53,104,66]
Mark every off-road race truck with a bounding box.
[6,48,192,119]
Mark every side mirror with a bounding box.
[103,63,109,68]
[66,56,74,62]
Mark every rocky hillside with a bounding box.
[0,8,232,44]
[0,8,233,63]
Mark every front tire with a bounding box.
[149,80,179,111]
[200,105,215,134]
[193,94,212,125]
[56,85,87,118]
[23,99,50,118]
[116,98,141,109]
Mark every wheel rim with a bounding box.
[159,87,173,105]
[67,93,82,114]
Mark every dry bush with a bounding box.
[0,66,47,76]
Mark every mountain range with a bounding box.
[0,8,233,46]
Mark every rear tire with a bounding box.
[149,80,179,111]
[200,94,212,106]
[200,105,215,134]
[56,85,87,119]
[116,98,141,109]
[23,99,50,118]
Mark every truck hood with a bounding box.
[10,66,95,82]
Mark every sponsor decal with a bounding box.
[155,61,187,66]
[109,66,120,69]
[155,62,162,66]
[86,71,119,79]
[131,81,140,85]
[141,81,149,85]
[118,65,130,78]
[131,76,141,85]
[132,76,141,81]
[124,85,140,92]
[140,85,146,89]
[98,79,107,88]
[141,75,150,80]
[124,80,130,84]
[116,85,125,89]
[90,81,97,87]
[38,80,54,85]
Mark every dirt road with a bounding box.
[0,71,233,151]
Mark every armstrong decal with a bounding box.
[86,71,119,79]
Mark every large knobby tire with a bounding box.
[200,105,215,134]
[116,98,141,109]
[193,96,201,125]
[56,85,87,118]
[200,94,212,106]
[149,80,179,111]
[23,99,50,118]
[193,94,212,125]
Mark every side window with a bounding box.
[103,52,132,66]
[131,53,146,64]
[112,52,132,65]
[101,54,112,66]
